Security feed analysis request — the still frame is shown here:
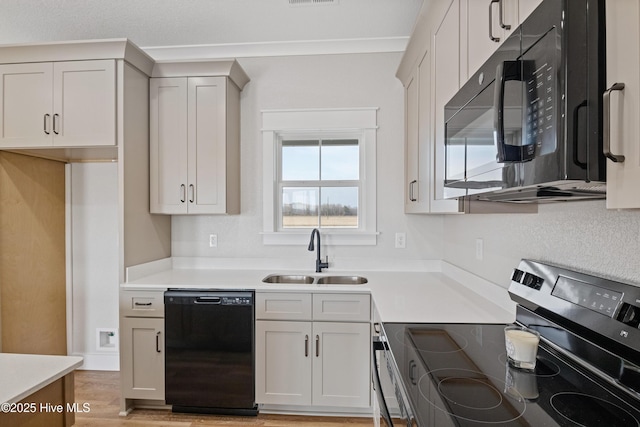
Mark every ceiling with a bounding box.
[0,0,423,53]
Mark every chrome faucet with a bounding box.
[308,228,329,273]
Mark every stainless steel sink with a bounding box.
[316,275,368,285]
[262,274,315,284]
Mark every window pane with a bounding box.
[320,187,358,228]
[282,140,319,181]
[282,187,318,228]
[321,140,359,180]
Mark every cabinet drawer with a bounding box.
[120,290,165,318]
[256,292,312,321]
[313,293,370,322]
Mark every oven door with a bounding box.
[372,330,417,426]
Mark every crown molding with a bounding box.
[141,37,409,61]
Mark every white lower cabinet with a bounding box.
[255,292,371,410]
[255,320,311,405]
[120,290,165,404]
[120,317,165,400]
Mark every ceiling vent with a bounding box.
[289,0,338,6]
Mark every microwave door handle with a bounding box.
[572,100,588,169]
[494,60,525,163]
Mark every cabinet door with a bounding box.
[405,50,433,214]
[255,320,312,406]
[465,0,518,79]
[312,322,370,408]
[53,60,116,147]
[432,0,463,213]
[605,0,640,209]
[0,62,53,147]
[120,317,165,400]
[187,76,228,214]
[405,72,420,212]
[150,77,189,214]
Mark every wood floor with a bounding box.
[74,371,374,426]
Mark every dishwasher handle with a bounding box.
[194,296,222,304]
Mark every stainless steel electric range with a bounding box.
[373,260,640,426]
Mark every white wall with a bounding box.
[172,52,445,266]
[70,162,120,370]
[444,200,640,288]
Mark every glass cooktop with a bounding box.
[382,322,640,427]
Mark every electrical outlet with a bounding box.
[395,232,406,249]
[209,234,218,248]
[475,238,483,260]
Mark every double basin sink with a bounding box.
[262,274,368,285]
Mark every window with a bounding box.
[279,136,360,229]
[262,109,378,245]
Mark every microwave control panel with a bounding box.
[523,30,558,156]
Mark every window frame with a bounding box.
[262,108,378,246]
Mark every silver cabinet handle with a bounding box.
[315,335,320,357]
[156,331,162,353]
[180,184,186,203]
[44,114,50,135]
[489,0,500,42]
[603,82,626,163]
[498,0,511,30]
[409,180,417,202]
[189,184,195,203]
[305,335,309,357]
[53,113,60,135]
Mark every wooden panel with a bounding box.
[0,151,66,355]
[0,372,75,427]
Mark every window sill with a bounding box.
[261,230,379,246]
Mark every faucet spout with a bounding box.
[308,228,329,273]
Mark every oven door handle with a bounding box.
[494,60,533,163]
[372,337,394,426]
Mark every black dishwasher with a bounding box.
[164,290,257,415]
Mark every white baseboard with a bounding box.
[73,352,120,371]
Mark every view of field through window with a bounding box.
[280,139,359,228]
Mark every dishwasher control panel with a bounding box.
[221,296,252,305]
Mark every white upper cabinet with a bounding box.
[431,0,464,213]
[399,0,461,214]
[463,0,517,79]
[150,77,189,214]
[53,60,116,147]
[604,0,640,209]
[149,60,248,215]
[405,61,431,213]
[462,0,543,80]
[0,60,116,148]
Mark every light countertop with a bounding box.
[122,258,516,324]
[0,353,83,404]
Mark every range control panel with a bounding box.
[509,260,640,350]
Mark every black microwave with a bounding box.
[444,0,607,202]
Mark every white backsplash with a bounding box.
[444,200,640,287]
